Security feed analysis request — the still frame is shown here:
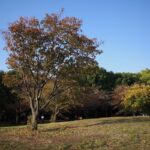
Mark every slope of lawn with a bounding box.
[0,116,150,150]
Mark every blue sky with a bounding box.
[0,0,150,72]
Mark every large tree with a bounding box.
[2,12,101,130]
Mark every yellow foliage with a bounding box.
[123,84,150,114]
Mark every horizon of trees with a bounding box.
[0,67,150,125]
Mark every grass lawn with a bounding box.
[0,116,150,150]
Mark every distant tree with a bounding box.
[41,80,77,122]
[77,66,117,91]
[112,85,128,115]
[95,68,116,91]
[123,84,150,115]
[66,66,111,118]
[139,69,150,85]
[76,65,100,87]
[2,71,29,123]
[2,11,101,130]
[115,72,139,86]
[49,89,76,122]
[0,71,19,123]
[75,87,112,118]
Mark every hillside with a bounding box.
[0,117,150,150]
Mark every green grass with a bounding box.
[0,116,150,150]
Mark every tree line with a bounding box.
[0,68,150,125]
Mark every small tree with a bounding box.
[42,80,76,122]
[123,84,150,115]
[2,11,101,130]
[49,94,72,122]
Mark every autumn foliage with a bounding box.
[2,11,101,130]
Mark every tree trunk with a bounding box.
[15,109,19,124]
[50,105,59,122]
[31,111,38,130]
[29,97,39,130]
[51,113,57,122]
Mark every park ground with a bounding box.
[0,116,150,150]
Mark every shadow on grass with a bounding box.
[0,123,26,128]
[41,127,61,132]
[41,117,150,133]
[41,125,81,132]
[85,117,150,127]
[1,117,149,131]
